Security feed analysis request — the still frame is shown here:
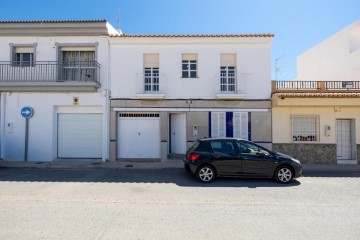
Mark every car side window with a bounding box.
[237,142,270,156]
[210,141,236,156]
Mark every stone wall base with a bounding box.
[272,144,337,164]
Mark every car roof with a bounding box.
[198,138,248,142]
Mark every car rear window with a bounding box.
[189,141,200,152]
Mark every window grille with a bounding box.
[291,115,319,142]
[119,113,160,118]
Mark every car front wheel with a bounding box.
[196,165,216,183]
[274,166,294,183]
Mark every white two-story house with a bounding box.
[0,20,119,161]
[109,34,274,161]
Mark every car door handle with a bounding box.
[213,155,220,159]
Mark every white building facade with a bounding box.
[109,34,274,161]
[0,20,119,161]
[296,20,360,82]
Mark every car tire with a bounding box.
[274,166,294,183]
[196,165,216,183]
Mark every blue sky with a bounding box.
[1,0,359,80]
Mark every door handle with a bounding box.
[213,155,220,159]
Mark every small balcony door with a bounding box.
[144,68,159,92]
[61,51,95,81]
[220,66,236,92]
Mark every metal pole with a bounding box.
[24,118,29,161]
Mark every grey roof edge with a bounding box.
[111,33,275,38]
[0,19,107,23]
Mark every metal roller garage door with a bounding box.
[58,113,102,158]
[117,113,160,158]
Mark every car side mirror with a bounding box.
[256,152,265,157]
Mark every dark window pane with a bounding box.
[190,71,197,78]
[182,71,189,78]
[190,63,196,70]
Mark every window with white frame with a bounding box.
[182,54,197,78]
[12,46,34,66]
[291,115,319,142]
[220,54,236,92]
[144,54,160,92]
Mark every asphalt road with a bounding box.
[0,168,359,240]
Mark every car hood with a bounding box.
[274,152,301,164]
[274,152,293,159]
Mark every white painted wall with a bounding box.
[296,21,360,81]
[1,92,104,161]
[0,34,111,161]
[109,37,272,99]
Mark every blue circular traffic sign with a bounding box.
[21,106,34,119]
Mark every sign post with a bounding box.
[21,107,34,161]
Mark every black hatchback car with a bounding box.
[183,138,302,183]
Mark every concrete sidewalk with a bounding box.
[1,159,360,172]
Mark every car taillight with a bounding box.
[188,153,200,161]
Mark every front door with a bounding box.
[336,120,354,164]
[170,113,186,154]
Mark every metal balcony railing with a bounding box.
[136,71,165,95]
[217,73,248,95]
[0,61,101,83]
[272,80,360,93]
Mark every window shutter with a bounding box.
[15,47,33,53]
[220,54,236,66]
[182,54,197,61]
[144,54,159,68]
[233,112,248,140]
[60,47,95,51]
[211,112,226,138]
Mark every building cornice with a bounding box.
[0,19,120,36]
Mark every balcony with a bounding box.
[135,71,165,99]
[272,80,360,94]
[215,73,247,99]
[0,61,101,92]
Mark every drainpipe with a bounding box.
[103,36,111,162]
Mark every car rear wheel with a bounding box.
[274,166,294,183]
[196,165,215,183]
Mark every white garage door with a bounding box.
[58,113,102,158]
[117,113,160,159]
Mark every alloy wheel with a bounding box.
[198,166,214,182]
[277,167,293,183]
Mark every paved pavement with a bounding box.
[1,158,360,172]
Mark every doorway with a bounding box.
[170,113,186,155]
[336,119,356,164]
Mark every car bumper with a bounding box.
[293,164,303,178]
[183,159,198,174]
